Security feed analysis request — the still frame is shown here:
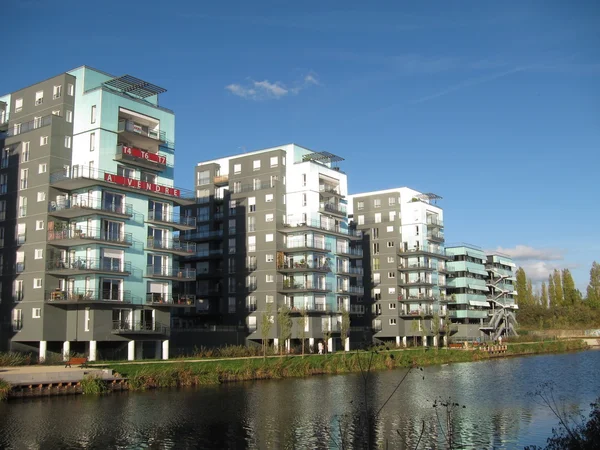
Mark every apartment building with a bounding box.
[180,144,364,351]
[445,244,517,340]
[0,66,195,361]
[348,189,450,347]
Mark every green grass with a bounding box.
[110,340,588,391]
[80,374,107,395]
[0,378,11,401]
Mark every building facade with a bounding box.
[348,189,450,347]
[180,144,364,352]
[0,66,194,360]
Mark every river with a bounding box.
[0,350,598,449]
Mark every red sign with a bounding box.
[104,173,181,197]
[122,146,167,166]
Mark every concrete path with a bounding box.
[0,365,113,385]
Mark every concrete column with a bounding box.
[39,341,47,363]
[443,335,448,347]
[344,337,350,352]
[89,340,97,362]
[162,340,169,360]
[308,338,315,353]
[62,341,70,361]
[273,338,279,353]
[127,340,135,361]
[423,336,428,347]
[395,336,401,347]
[402,336,408,348]
[433,336,438,348]
[285,339,290,353]
[327,337,333,353]
[155,341,162,359]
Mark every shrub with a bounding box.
[0,378,11,401]
[81,375,107,395]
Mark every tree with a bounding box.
[527,279,535,305]
[553,269,564,306]
[260,303,273,359]
[298,308,309,357]
[431,312,441,349]
[586,261,600,309]
[515,268,531,306]
[548,274,557,308]
[410,319,420,346]
[277,304,293,356]
[562,269,580,306]
[340,308,350,352]
[540,282,548,308]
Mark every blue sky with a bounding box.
[4,0,599,290]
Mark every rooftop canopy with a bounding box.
[302,151,344,164]
[416,192,442,201]
[103,75,167,99]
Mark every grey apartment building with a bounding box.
[180,144,365,352]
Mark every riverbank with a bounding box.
[109,340,588,391]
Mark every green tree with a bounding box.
[515,268,531,306]
[298,308,309,357]
[340,308,350,352]
[553,269,564,306]
[527,279,535,305]
[277,304,293,356]
[260,303,273,359]
[410,319,420,347]
[586,261,600,309]
[540,282,548,308]
[548,274,557,308]
[431,312,441,349]
[562,269,579,306]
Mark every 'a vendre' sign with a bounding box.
[122,146,167,166]
[104,173,181,197]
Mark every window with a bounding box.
[228,297,236,313]
[20,168,28,189]
[117,165,134,178]
[39,163,47,174]
[35,90,44,105]
[302,174,307,187]
[228,237,236,254]
[64,136,71,148]
[40,136,48,145]
[266,294,274,303]
[373,273,381,284]
[91,105,97,123]
[266,274,274,283]
[234,163,241,174]
[249,197,256,212]
[270,156,278,167]
[15,98,23,112]
[32,308,42,319]
[265,233,273,242]
[19,196,27,217]
[357,215,364,225]
[90,132,95,151]
[373,199,381,208]
[197,170,210,185]
[35,249,43,259]
[416,226,419,236]
[52,110,61,116]
[248,236,256,252]
[14,280,23,301]
[53,85,62,99]
[228,218,236,234]
[387,241,394,248]
[66,110,73,123]
[229,200,237,214]
[389,197,396,206]
[197,189,210,203]
[372,228,379,239]
[247,216,256,232]
[246,296,257,312]
[36,220,44,230]
[253,160,261,171]
[387,256,395,263]
[389,319,397,325]
[265,254,274,262]
[265,194,273,202]
[389,211,396,221]
[388,271,395,278]
[14,123,21,135]
[0,200,6,220]
[265,213,274,222]
[84,308,91,331]
[34,116,42,128]
[373,242,380,255]
[373,257,380,269]
[302,193,307,207]
[67,83,74,96]
[387,225,394,232]
[388,287,396,294]
[33,278,42,289]
[374,213,381,223]
[357,201,364,210]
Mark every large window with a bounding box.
[103,192,124,214]
[102,279,122,301]
[103,220,123,242]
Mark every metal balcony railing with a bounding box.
[0,114,53,139]
[147,211,196,228]
[48,199,133,216]
[46,289,134,303]
[47,227,133,246]
[46,258,132,274]
[283,219,362,237]
[337,247,363,257]
[146,238,196,254]
[320,202,347,215]
[112,320,169,334]
[118,119,166,142]
[146,265,196,279]
[285,241,332,251]
[146,293,197,306]
[279,281,332,291]
[186,230,223,240]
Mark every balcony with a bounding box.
[48,199,133,220]
[47,227,133,248]
[398,245,450,259]
[145,211,196,231]
[50,165,195,206]
[278,281,332,293]
[336,266,364,277]
[337,247,363,258]
[336,286,364,295]
[186,230,223,241]
[284,241,332,253]
[427,232,445,243]
[197,268,224,279]
[213,174,229,186]
[46,289,135,305]
[397,263,436,272]
[427,217,444,228]
[112,320,169,335]
[282,219,362,239]
[146,293,197,307]
[0,114,53,139]
[231,180,279,195]
[115,145,168,171]
[145,265,196,280]
[285,302,343,314]
[117,118,166,146]
[213,212,224,221]
[277,262,331,273]
[46,258,132,276]
[400,308,434,317]
[319,184,343,198]
[397,278,435,287]
[0,111,8,132]
[319,202,347,217]
[186,249,223,259]
[197,287,222,297]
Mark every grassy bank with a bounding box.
[111,340,588,391]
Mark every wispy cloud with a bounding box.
[226,73,320,101]
[494,245,564,261]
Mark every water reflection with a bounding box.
[0,350,598,449]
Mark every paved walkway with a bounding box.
[0,365,113,385]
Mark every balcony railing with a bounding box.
[146,238,196,254]
[112,320,169,334]
[427,217,444,227]
[319,184,341,196]
[277,262,331,271]
[283,219,362,237]
[147,211,196,228]
[145,265,196,279]
[188,249,223,258]
[15,263,25,273]
[48,199,133,217]
[146,293,197,306]
[213,174,229,185]
[231,180,279,194]
[285,241,332,252]
[186,230,223,240]
[400,308,434,316]
[427,232,445,242]
[118,119,166,142]
[337,247,363,257]
[320,202,347,216]
[336,286,364,295]
[116,145,169,169]
[0,114,53,139]
[279,281,332,292]
[47,227,133,246]
[46,289,134,303]
[337,266,364,276]
[398,245,447,257]
[46,258,132,274]
[398,263,436,271]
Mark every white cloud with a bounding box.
[226,73,320,100]
[518,261,560,283]
[494,245,564,261]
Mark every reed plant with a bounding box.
[81,375,107,395]
[0,378,11,400]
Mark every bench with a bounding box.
[65,357,88,368]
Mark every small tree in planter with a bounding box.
[340,308,350,352]
[260,303,274,359]
[277,304,293,356]
[299,308,309,357]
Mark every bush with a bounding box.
[81,375,107,395]
[0,352,32,366]
[0,378,11,400]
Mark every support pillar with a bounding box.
[395,336,401,347]
[402,336,407,348]
[327,337,333,353]
[162,340,169,360]
[39,340,47,363]
[273,338,279,353]
[89,340,97,362]
[155,341,162,359]
[344,337,350,352]
[285,339,290,354]
[127,340,135,361]
[62,341,70,361]
[308,338,315,353]
[423,336,428,347]
[443,335,448,347]
[433,336,438,348]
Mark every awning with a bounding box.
[467,267,488,276]
[469,300,489,307]
[469,284,489,292]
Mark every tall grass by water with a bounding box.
[0,378,10,400]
